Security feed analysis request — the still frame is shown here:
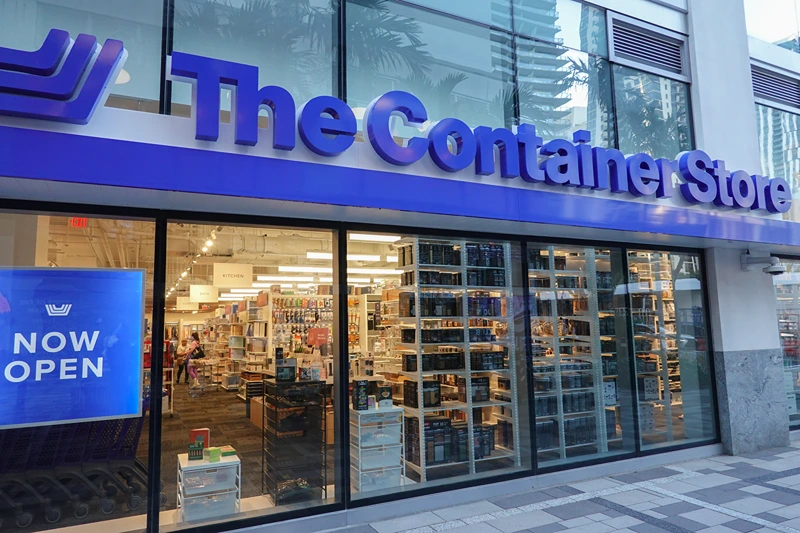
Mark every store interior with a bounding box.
[0,214,716,532]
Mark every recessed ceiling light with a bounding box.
[278,266,333,273]
[205,240,213,247]
[349,233,402,243]
[202,246,208,253]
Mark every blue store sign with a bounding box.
[0,269,145,429]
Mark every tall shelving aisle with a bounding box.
[394,238,520,483]
[528,246,620,465]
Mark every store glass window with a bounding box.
[161,223,339,530]
[743,0,800,53]
[402,0,512,29]
[627,250,717,450]
[0,213,155,532]
[171,0,335,117]
[516,39,614,146]
[346,0,516,130]
[513,0,608,57]
[346,232,530,498]
[0,0,163,113]
[772,261,800,428]
[527,245,635,467]
[755,104,800,222]
[613,65,693,159]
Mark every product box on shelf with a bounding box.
[353,380,369,411]
[637,376,660,401]
[456,377,490,403]
[603,380,618,406]
[536,420,558,451]
[639,403,656,430]
[403,380,441,408]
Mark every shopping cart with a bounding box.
[188,358,219,398]
[0,427,62,526]
[0,414,163,528]
[26,424,91,520]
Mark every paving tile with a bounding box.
[755,490,800,505]
[432,521,469,531]
[679,460,725,471]
[694,527,741,533]
[650,497,682,507]
[656,502,704,516]
[526,524,565,533]
[559,517,593,528]
[567,478,623,493]
[603,489,662,506]
[491,492,554,510]
[679,509,735,527]
[719,496,785,515]
[490,510,561,533]
[752,512,786,523]
[664,515,710,531]
[435,502,504,521]
[642,510,667,519]
[631,524,677,533]
[545,501,608,520]
[780,516,800,529]
[542,488,575,499]
[372,512,444,533]
[661,481,713,495]
[431,523,502,533]
[602,516,643,529]
[585,513,610,521]
[628,502,662,512]
[683,474,743,489]
[718,520,761,532]
[722,466,780,481]
[769,501,800,519]
[739,486,774,496]
[560,523,614,533]
[600,509,625,519]
[686,489,752,506]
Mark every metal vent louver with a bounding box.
[608,13,689,82]
[751,66,800,109]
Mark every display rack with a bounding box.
[629,252,681,443]
[350,406,405,494]
[528,246,616,462]
[177,454,241,523]
[393,238,520,483]
[262,379,327,505]
[779,311,800,417]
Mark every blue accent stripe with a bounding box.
[1,124,799,246]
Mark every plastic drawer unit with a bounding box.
[177,453,241,523]
[350,406,405,495]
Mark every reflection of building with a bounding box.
[756,105,800,197]
[622,74,684,122]
[503,0,574,140]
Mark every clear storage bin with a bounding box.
[182,492,237,522]
[352,468,403,492]
[357,423,402,447]
[352,446,402,470]
[182,465,238,496]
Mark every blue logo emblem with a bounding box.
[0,29,127,124]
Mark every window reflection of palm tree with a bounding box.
[176,0,432,102]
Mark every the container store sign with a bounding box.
[0,269,145,429]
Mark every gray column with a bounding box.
[705,248,789,455]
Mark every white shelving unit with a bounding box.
[177,453,241,523]
[350,406,405,494]
[528,246,617,462]
[396,238,520,482]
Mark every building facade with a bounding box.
[0,0,798,532]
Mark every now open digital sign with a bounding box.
[0,268,145,429]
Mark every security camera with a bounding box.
[763,263,787,276]
[741,252,785,276]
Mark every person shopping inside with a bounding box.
[175,338,191,384]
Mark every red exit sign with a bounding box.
[70,217,88,228]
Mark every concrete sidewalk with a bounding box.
[331,443,800,533]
